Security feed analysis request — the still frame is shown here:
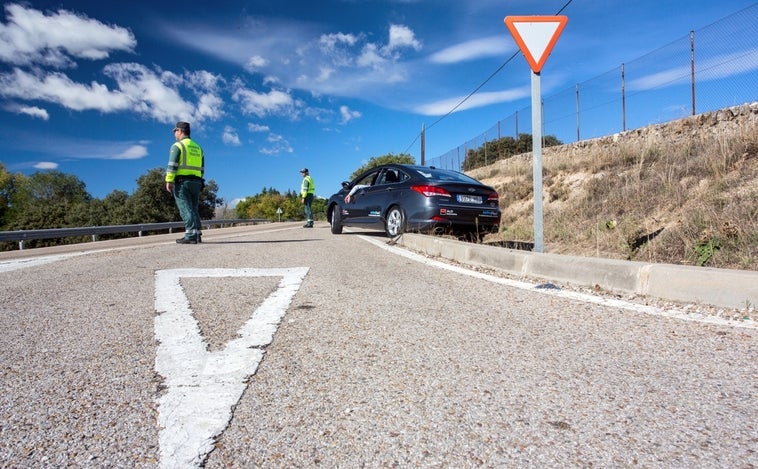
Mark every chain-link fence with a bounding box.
[427,4,757,171]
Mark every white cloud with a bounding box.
[319,32,358,50]
[8,135,152,162]
[259,133,293,155]
[13,105,49,120]
[248,123,270,132]
[232,83,299,118]
[222,126,241,146]
[357,43,387,69]
[429,36,509,64]
[0,68,132,111]
[245,55,268,72]
[0,3,135,68]
[113,144,148,160]
[0,7,222,126]
[104,63,194,122]
[318,32,361,67]
[195,93,224,121]
[339,105,361,124]
[163,18,422,101]
[185,70,224,92]
[316,66,335,82]
[0,63,218,125]
[414,87,530,116]
[303,106,332,123]
[386,24,422,53]
[33,162,58,169]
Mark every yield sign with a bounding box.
[505,15,568,73]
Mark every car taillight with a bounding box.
[487,191,499,202]
[411,185,451,197]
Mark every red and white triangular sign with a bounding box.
[505,15,567,73]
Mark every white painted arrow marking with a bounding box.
[154,267,309,468]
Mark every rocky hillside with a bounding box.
[467,102,758,271]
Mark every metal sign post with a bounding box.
[530,71,544,252]
[505,15,567,253]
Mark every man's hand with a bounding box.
[165,182,173,193]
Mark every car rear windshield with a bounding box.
[412,167,482,184]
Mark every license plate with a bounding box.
[456,194,482,204]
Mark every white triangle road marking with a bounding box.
[154,267,309,468]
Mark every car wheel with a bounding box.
[330,205,343,234]
[384,205,405,237]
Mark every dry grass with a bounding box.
[470,106,758,271]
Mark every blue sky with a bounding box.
[1,0,755,206]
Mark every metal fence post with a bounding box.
[690,30,696,116]
[575,83,580,142]
[621,63,626,132]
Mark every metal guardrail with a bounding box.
[0,218,269,250]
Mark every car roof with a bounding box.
[352,164,488,186]
[372,163,454,172]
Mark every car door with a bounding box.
[343,170,380,225]
[356,168,407,222]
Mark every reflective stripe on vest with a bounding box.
[174,138,204,177]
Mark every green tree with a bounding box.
[310,196,327,221]
[126,168,222,223]
[235,187,325,221]
[199,179,223,219]
[9,170,91,229]
[0,166,223,250]
[64,190,133,240]
[102,190,132,225]
[282,190,304,220]
[236,187,292,220]
[0,162,25,229]
[127,168,179,223]
[5,170,93,247]
[349,153,416,180]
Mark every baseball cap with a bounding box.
[174,121,190,132]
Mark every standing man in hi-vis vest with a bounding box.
[165,121,205,244]
[299,168,315,228]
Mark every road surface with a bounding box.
[1,223,755,468]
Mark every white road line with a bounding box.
[0,225,302,273]
[359,235,756,330]
[154,267,309,468]
[0,252,88,273]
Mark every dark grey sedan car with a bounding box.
[326,164,501,237]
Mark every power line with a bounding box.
[404,0,574,155]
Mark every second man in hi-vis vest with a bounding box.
[299,168,315,228]
[165,121,205,244]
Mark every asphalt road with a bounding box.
[1,223,756,468]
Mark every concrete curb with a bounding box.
[397,233,757,310]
